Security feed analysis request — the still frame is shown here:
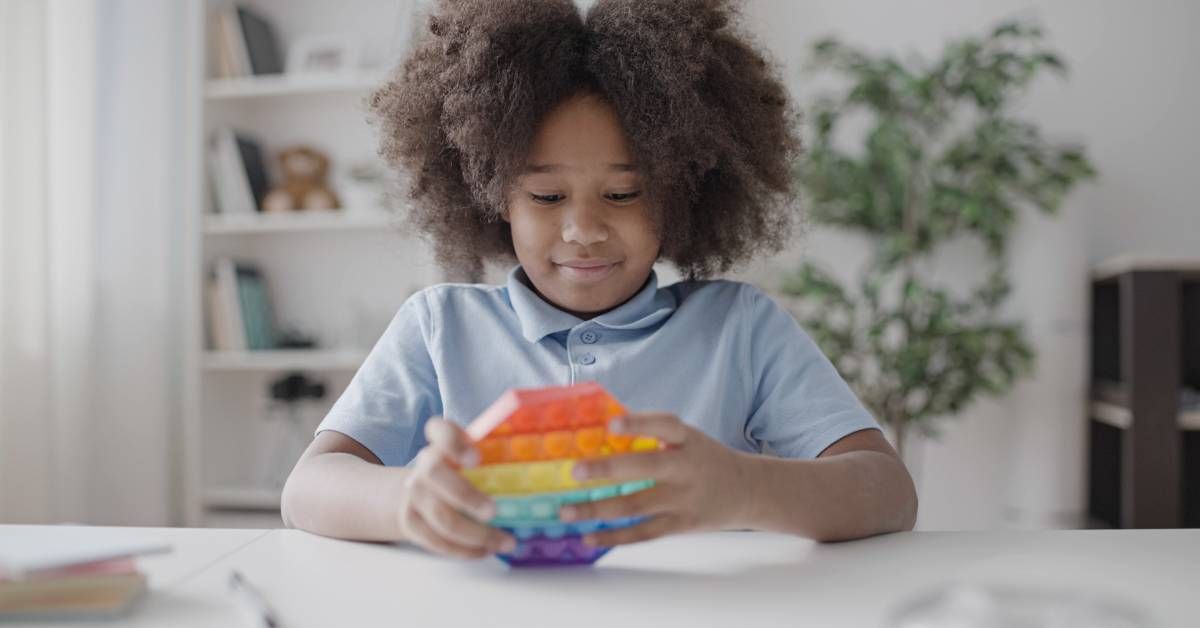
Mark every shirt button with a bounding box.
[581,330,599,344]
[579,353,596,365]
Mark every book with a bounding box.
[214,258,249,351]
[237,6,284,75]
[0,529,168,578]
[206,274,232,350]
[209,128,251,215]
[208,127,269,214]
[207,259,279,351]
[235,132,270,211]
[219,6,252,78]
[0,571,147,620]
[209,9,237,79]
[235,265,278,351]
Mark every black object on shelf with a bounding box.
[269,373,326,403]
[1087,261,1200,529]
[232,132,270,212]
[237,6,284,75]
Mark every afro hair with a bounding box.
[367,0,802,279]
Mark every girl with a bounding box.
[282,0,917,558]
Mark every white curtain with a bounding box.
[0,0,183,525]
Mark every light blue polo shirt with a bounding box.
[316,266,880,466]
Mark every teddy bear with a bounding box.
[262,145,340,212]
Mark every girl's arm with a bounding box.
[281,431,410,541]
[557,414,917,545]
[741,428,918,541]
[281,422,515,556]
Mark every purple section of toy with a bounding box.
[496,516,647,567]
[497,536,610,567]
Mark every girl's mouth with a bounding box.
[555,260,619,282]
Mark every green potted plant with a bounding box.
[782,20,1096,459]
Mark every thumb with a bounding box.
[423,417,480,468]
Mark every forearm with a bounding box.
[281,452,410,542]
[738,450,918,541]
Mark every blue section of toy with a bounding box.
[490,479,654,526]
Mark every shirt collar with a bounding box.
[506,265,677,343]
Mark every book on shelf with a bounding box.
[209,4,283,79]
[207,127,270,215]
[0,529,169,621]
[207,258,279,352]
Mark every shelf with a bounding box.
[203,349,367,372]
[203,509,283,529]
[1088,400,1200,431]
[1092,255,1200,281]
[205,71,385,101]
[203,486,281,511]
[1089,401,1132,430]
[203,210,396,235]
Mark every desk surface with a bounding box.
[7,526,1198,627]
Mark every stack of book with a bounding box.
[208,126,270,216]
[210,4,284,79]
[208,258,279,352]
[0,529,170,621]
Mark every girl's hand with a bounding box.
[395,418,516,558]
[558,412,757,547]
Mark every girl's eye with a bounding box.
[607,191,641,203]
[530,193,563,205]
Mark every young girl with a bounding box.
[282,0,917,558]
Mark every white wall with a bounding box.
[740,0,1200,528]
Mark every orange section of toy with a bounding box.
[465,382,625,441]
[478,429,659,465]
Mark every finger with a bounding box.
[584,514,681,548]
[423,417,479,467]
[423,456,497,522]
[415,487,515,553]
[558,485,666,523]
[573,450,679,483]
[610,412,689,446]
[404,508,491,559]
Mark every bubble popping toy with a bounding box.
[462,382,658,567]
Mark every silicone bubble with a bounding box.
[477,428,659,465]
[490,480,655,526]
[496,517,649,567]
[462,459,607,495]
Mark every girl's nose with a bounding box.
[561,201,609,246]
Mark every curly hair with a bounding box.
[367,0,801,279]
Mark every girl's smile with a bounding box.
[554,258,621,283]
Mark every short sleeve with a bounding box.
[315,290,442,466]
[744,287,881,459]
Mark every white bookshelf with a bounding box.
[202,209,397,235]
[181,0,437,528]
[202,349,369,372]
[205,71,386,101]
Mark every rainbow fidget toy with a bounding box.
[462,382,658,567]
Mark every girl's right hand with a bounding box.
[396,417,516,558]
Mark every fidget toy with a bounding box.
[463,382,658,567]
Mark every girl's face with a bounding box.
[503,93,660,318]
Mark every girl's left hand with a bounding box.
[558,411,757,547]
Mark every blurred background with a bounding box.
[0,0,1196,533]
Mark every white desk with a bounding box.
[11,527,1199,627]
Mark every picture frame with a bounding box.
[285,35,360,75]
